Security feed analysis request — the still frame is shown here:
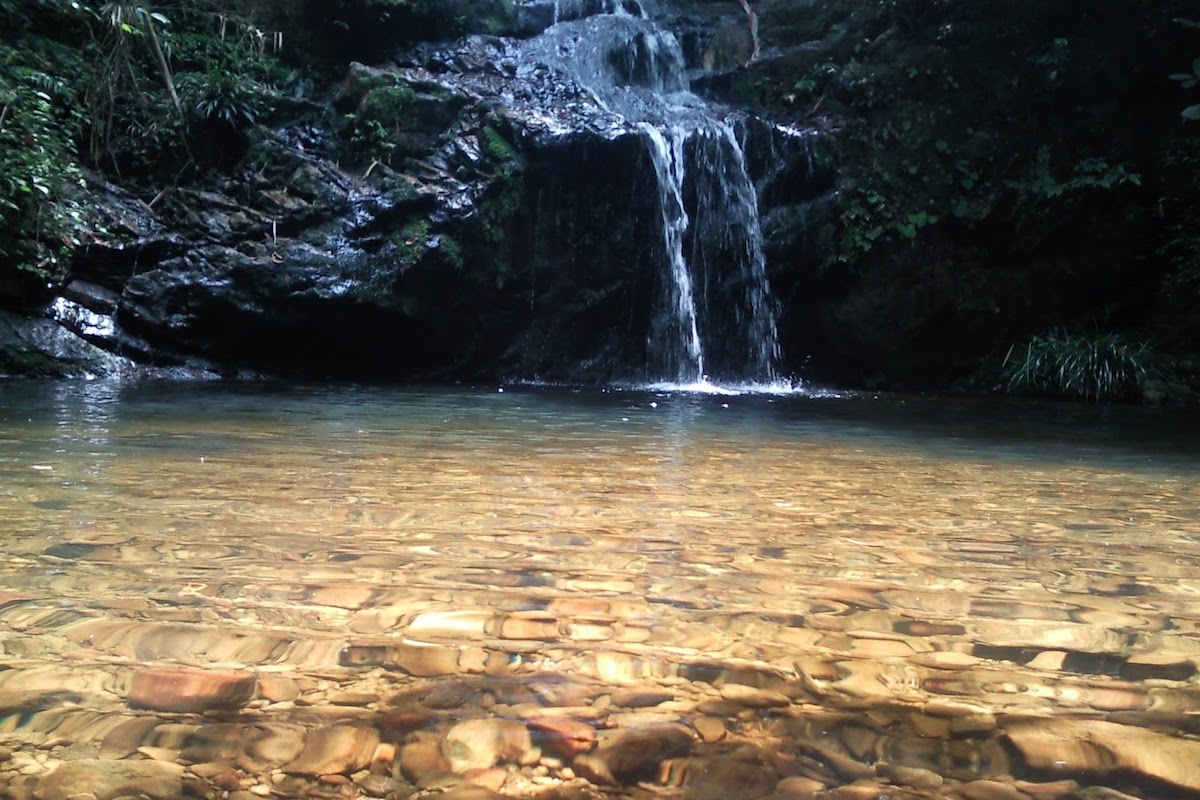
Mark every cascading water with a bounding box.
[643,124,705,384]
[527,4,783,387]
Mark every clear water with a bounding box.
[2,381,1200,798]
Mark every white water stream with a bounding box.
[533,6,783,386]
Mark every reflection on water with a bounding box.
[1,381,1199,799]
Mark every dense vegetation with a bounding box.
[704,0,1199,398]
[1,0,1198,399]
[0,0,509,293]
[0,1,287,290]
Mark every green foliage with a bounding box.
[362,83,415,120]
[394,218,429,269]
[474,123,524,288]
[480,125,516,162]
[0,54,89,279]
[179,64,261,127]
[894,209,938,240]
[323,0,512,45]
[1032,37,1070,84]
[0,0,292,289]
[438,234,463,270]
[836,187,938,258]
[1171,52,1200,121]
[836,188,887,260]
[1158,134,1200,307]
[1013,148,1142,200]
[1002,329,1153,402]
[346,118,392,163]
[1170,56,1200,90]
[345,82,414,165]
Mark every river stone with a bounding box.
[693,716,727,743]
[442,719,534,772]
[684,757,778,800]
[1005,719,1200,793]
[391,642,461,676]
[408,610,494,638]
[240,724,306,772]
[466,766,508,792]
[398,737,449,783]
[577,723,694,783]
[959,779,1032,800]
[1012,779,1081,796]
[283,725,380,776]
[773,776,826,798]
[33,759,184,800]
[498,617,560,640]
[255,674,300,703]
[1120,653,1197,682]
[718,684,790,708]
[528,716,596,757]
[437,786,504,800]
[99,717,163,758]
[609,689,673,708]
[127,667,256,712]
[875,763,943,789]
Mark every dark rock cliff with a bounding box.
[5,1,833,385]
[4,0,1195,394]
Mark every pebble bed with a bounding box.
[0,387,1198,800]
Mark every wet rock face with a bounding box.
[49,39,672,381]
[0,310,133,378]
[31,6,829,383]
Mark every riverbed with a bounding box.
[1,381,1198,800]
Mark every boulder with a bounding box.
[33,759,184,800]
[282,725,381,776]
[127,667,257,713]
[442,718,536,772]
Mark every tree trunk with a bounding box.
[142,7,183,120]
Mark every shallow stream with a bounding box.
[1,381,1198,800]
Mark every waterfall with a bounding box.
[643,125,705,384]
[527,6,783,386]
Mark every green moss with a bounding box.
[439,234,464,270]
[468,121,526,288]
[362,84,415,123]
[394,218,430,268]
[480,124,517,163]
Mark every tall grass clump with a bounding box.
[1002,329,1152,402]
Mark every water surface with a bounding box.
[1,381,1199,799]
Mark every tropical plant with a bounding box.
[180,64,260,127]
[1001,329,1153,402]
[344,82,414,165]
[1171,55,1200,122]
[0,60,88,280]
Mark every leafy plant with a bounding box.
[1012,147,1141,200]
[344,82,414,164]
[1170,54,1200,122]
[1001,329,1153,402]
[0,61,89,279]
[180,64,260,127]
[1032,37,1070,84]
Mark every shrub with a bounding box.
[1001,328,1153,402]
[180,64,261,127]
[0,61,88,280]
